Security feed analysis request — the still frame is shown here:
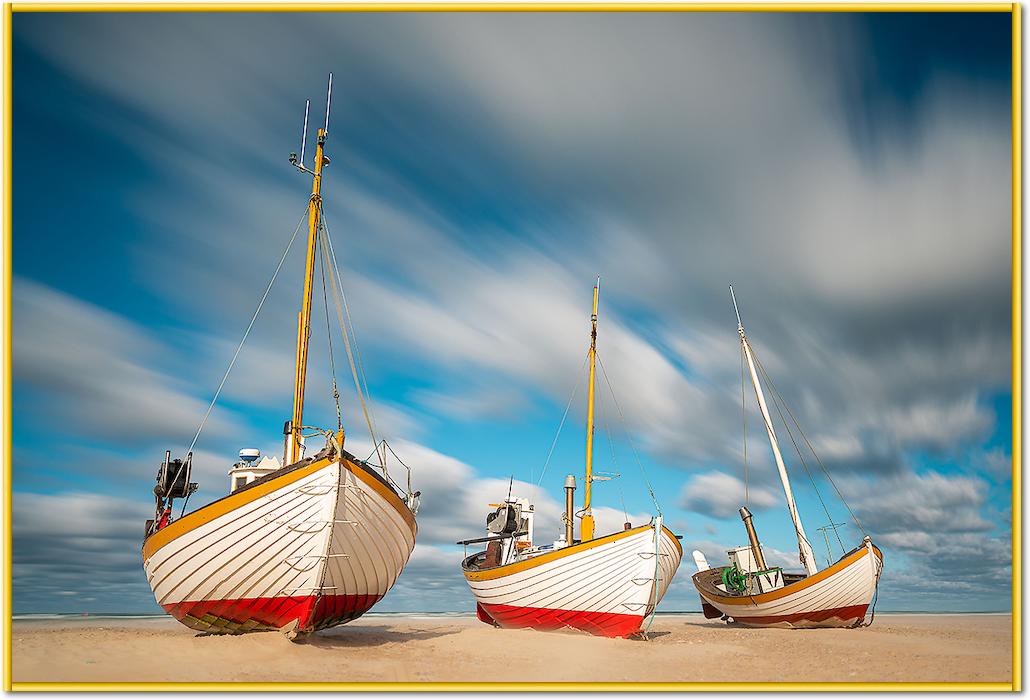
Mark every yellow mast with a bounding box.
[287,126,328,465]
[581,277,600,541]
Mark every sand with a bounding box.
[11,613,1012,685]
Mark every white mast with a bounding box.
[731,287,819,577]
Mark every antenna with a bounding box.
[300,99,310,167]
[729,285,743,331]
[324,72,333,134]
[816,522,848,567]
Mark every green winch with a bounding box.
[721,565,748,593]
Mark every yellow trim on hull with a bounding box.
[344,458,418,535]
[463,524,678,582]
[142,458,328,561]
[142,455,415,561]
[696,543,882,606]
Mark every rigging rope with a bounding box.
[320,205,386,468]
[536,353,589,485]
[599,383,621,482]
[595,352,661,514]
[186,206,309,456]
[751,349,867,539]
[382,439,416,500]
[740,339,819,559]
[639,519,662,640]
[753,353,843,555]
[317,229,343,432]
[318,227,384,470]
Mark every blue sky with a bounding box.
[11,10,1013,614]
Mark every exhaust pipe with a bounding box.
[564,475,576,543]
[739,506,768,571]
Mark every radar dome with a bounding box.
[239,448,261,463]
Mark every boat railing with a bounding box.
[359,439,421,513]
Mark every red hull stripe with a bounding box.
[479,602,645,638]
[735,604,869,626]
[162,594,381,634]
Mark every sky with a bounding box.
[10,10,1013,614]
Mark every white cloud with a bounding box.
[12,278,240,446]
[12,492,157,613]
[886,394,994,451]
[679,471,779,519]
[848,470,992,535]
[12,13,1012,612]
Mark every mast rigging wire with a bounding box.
[739,337,819,561]
[595,352,661,514]
[317,227,343,432]
[535,353,589,485]
[320,207,378,436]
[599,379,621,482]
[751,349,866,539]
[318,207,386,469]
[186,206,309,456]
[754,352,843,555]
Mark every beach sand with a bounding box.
[11,613,1011,685]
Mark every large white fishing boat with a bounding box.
[141,76,419,639]
[691,287,883,628]
[459,280,682,638]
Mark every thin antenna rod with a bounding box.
[300,99,310,167]
[730,285,743,331]
[324,73,333,133]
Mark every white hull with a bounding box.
[142,452,416,635]
[463,522,682,637]
[693,540,883,628]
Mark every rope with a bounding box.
[318,218,385,469]
[536,352,589,485]
[186,206,309,456]
[741,339,818,562]
[382,439,416,499]
[751,349,867,539]
[639,518,662,639]
[753,353,842,554]
[321,207,382,454]
[599,372,621,478]
[317,227,343,432]
[595,352,661,514]
[861,548,885,627]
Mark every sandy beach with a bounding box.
[11,613,1011,685]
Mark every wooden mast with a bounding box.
[287,78,332,466]
[731,286,819,576]
[581,277,600,541]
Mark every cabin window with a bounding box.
[234,477,248,491]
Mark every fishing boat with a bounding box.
[690,287,883,629]
[141,76,419,639]
[459,280,683,638]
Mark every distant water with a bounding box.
[13,610,1010,621]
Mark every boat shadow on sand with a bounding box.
[193,626,462,647]
[296,626,463,648]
